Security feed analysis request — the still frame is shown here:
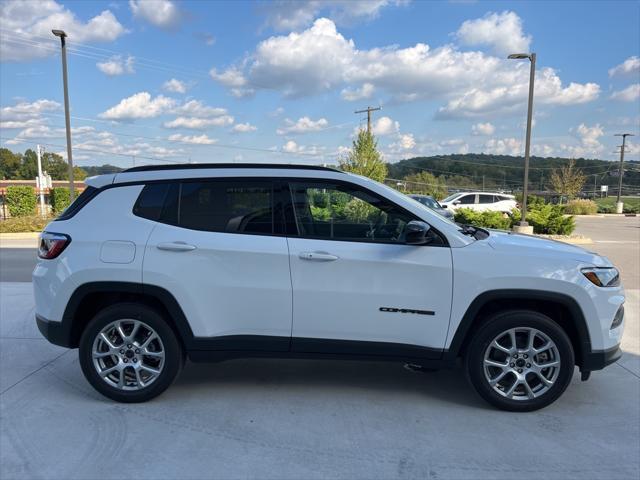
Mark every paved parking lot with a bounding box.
[1,216,639,479]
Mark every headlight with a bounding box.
[581,267,620,287]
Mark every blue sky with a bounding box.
[1,0,639,169]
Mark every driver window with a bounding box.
[289,182,415,243]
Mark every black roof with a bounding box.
[123,163,342,173]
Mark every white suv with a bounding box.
[34,164,624,411]
[440,192,517,214]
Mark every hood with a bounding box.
[486,230,611,267]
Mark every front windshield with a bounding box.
[442,193,462,203]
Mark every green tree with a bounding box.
[402,171,448,199]
[339,129,387,182]
[547,159,586,203]
[0,148,22,179]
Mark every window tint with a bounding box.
[458,194,476,204]
[178,181,273,234]
[289,182,417,243]
[478,194,495,204]
[55,186,98,221]
[133,183,170,221]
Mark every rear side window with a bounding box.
[478,194,494,204]
[135,180,275,234]
[178,181,273,234]
[133,183,170,221]
[458,194,476,204]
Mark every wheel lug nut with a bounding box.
[133,358,137,363]
[524,354,528,359]
[526,363,531,368]
[123,358,128,363]
[119,349,124,354]
[135,349,140,354]
[517,368,523,373]
[127,344,132,348]
[510,363,515,367]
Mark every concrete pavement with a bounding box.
[0,216,638,479]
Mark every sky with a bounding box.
[0,0,639,169]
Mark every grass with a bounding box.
[0,216,52,233]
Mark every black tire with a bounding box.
[466,310,574,412]
[79,303,183,402]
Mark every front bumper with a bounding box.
[36,314,73,348]
[581,344,622,372]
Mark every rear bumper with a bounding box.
[36,314,72,348]
[581,344,622,372]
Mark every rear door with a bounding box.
[141,178,292,351]
[477,194,496,212]
[285,180,453,357]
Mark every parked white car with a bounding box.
[34,164,624,411]
[440,192,517,214]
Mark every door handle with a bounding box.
[299,251,339,262]
[157,242,197,252]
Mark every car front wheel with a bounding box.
[79,303,183,402]
[466,310,575,411]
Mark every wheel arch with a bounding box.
[445,289,592,367]
[62,281,195,350]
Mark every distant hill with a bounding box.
[81,164,124,176]
[388,154,640,194]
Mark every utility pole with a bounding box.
[482,175,485,191]
[614,133,634,213]
[52,29,75,200]
[36,145,46,218]
[354,106,381,134]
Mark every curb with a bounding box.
[0,232,41,240]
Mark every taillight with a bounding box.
[38,232,71,259]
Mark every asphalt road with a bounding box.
[0,215,639,479]
[0,248,37,282]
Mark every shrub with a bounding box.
[512,204,575,235]
[454,208,511,230]
[5,185,36,217]
[50,187,71,214]
[597,204,615,214]
[564,199,598,215]
[0,215,50,233]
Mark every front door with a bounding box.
[285,180,453,357]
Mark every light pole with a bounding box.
[52,29,75,200]
[614,133,633,213]
[508,52,536,231]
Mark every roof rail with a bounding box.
[123,163,343,173]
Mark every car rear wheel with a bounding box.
[79,303,183,402]
[466,310,574,411]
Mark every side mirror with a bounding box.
[405,220,432,245]
[453,200,461,205]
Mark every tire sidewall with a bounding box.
[79,303,183,403]
[466,310,575,412]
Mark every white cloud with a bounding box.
[372,116,399,136]
[97,55,135,76]
[174,100,227,118]
[129,0,181,29]
[262,0,405,31]
[610,84,640,102]
[99,92,176,120]
[560,123,605,158]
[0,0,126,61]
[277,116,329,135]
[282,140,301,153]
[341,83,375,101]
[232,123,257,133]
[532,144,555,157]
[212,16,599,118]
[471,122,495,135]
[391,133,416,150]
[483,137,522,155]
[609,56,640,77]
[1,99,60,123]
[164,116,234,129]
[209,66,255,97]
[195,32,216,46]
[163,78,188,94]
[456,11,531,56]
[168,133,217,145]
